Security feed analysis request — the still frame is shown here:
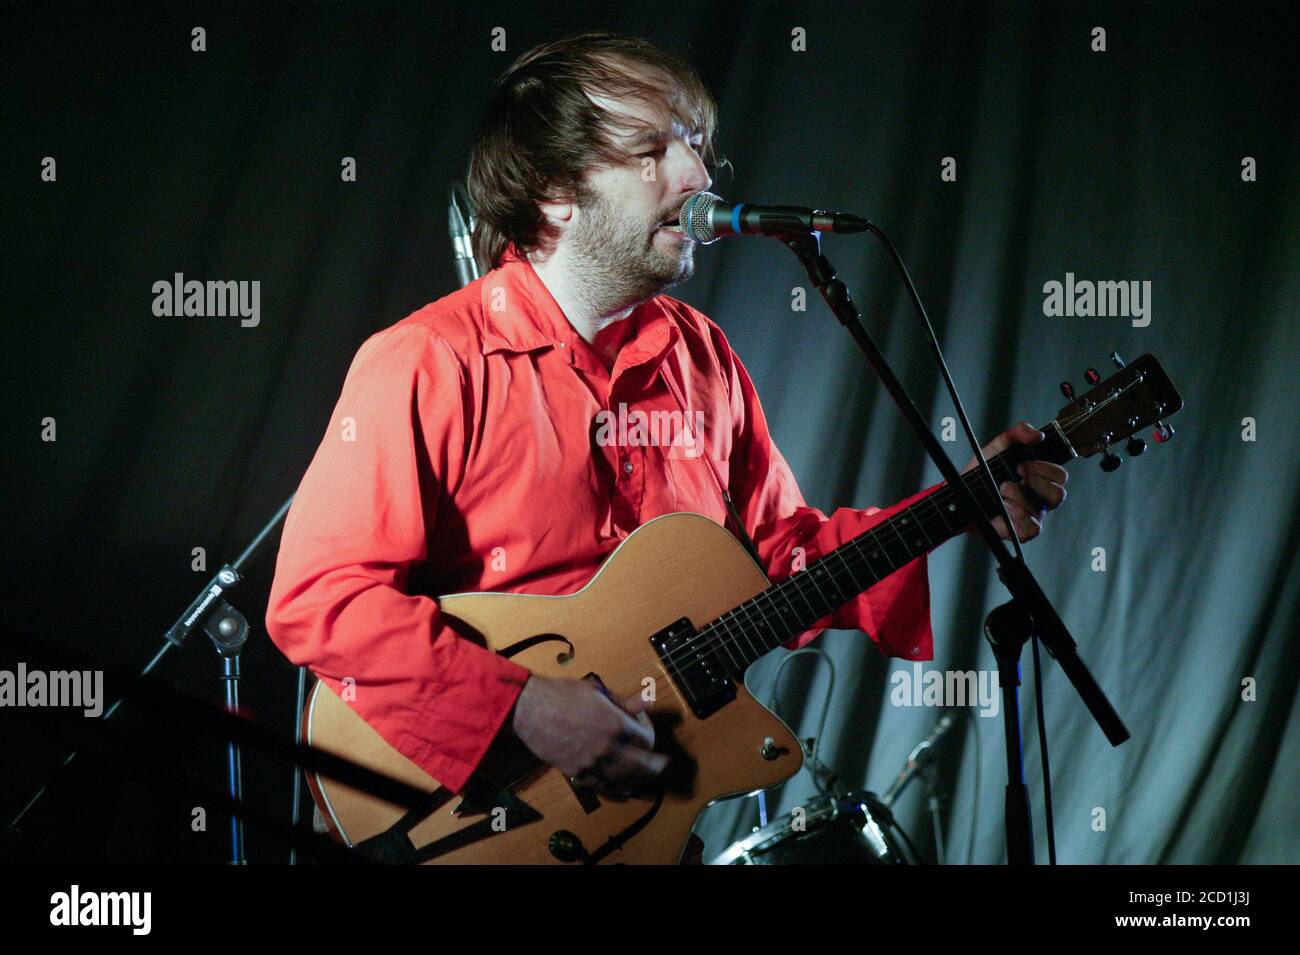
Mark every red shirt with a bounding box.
[266,246,934,794]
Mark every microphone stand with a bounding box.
[8,495,296,865]
[778,230,1130,864]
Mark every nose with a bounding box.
[669,140,712,196]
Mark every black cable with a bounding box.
[769,647,837,797]
[1030,634,1057,863]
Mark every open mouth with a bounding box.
[656,215,684,234]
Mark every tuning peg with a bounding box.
[1100,450,1122,472]
[1126,437,1147,456]
[1153,421,1175,443]
[1059,381,1075,401]
[1084,368,1101,386]
[1110,351,1127,369]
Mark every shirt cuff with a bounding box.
[397,639,532,795]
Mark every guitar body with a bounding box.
[303,512,803,864]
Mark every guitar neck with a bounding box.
[702,425,1074,674]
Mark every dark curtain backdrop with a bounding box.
[5,1,1296,864]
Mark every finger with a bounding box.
[967,423,1046,472]
[621,691,656,716]
[588,681,655,747]
[612,704,655,750]
[999,491,1043,541]
[1012,421,1046,444]
[1013,477,1048,513]
[1023,475,1066,510]
[1002,481,1045,517]
[988,422,1045,457]
[1018,460,1068,487]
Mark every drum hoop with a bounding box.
[707,793,873,865]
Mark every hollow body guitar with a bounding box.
[303,354,1181,864]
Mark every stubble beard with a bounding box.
[569,188,696,314]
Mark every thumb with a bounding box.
[622,690,656,715]
[1014,421,1045,443]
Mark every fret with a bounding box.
[733,604,766,659]
[722,608,754,670]
[735,608,764,661]
[785,572,823,624]
[712,612,744,673]
[834,548,863,591]
[728,609,760,667]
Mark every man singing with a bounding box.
[266,31,1066,855]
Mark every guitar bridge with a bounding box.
[649,617,736,719]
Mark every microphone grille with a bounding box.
[681,191,721,244]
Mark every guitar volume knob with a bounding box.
[548,830,588,863]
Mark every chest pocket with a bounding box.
[658,366,733,525]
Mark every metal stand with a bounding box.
[779,228,1129,864]
[7,496,296,863]
[983,600,1036,864]
[922,763,946,865]
[208,606,250,864]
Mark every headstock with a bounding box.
[1050,352,1183,472]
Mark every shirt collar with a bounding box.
[478,244,563,355]
[478,244,681,377]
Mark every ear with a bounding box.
[538,199,574,227]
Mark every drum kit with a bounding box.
[708,789,909,865]
[708,658,956,865]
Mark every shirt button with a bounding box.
[623,460,634,474]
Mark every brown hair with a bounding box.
[467,31,722,271]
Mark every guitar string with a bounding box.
[645,443,1028,679]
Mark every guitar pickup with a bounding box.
[649,617,736,720]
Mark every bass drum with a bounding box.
[708,792,908,865]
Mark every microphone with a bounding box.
[679,191,871,244]
[880,712,956,807]
[448,182,480,288]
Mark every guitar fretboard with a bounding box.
[697,429,1070,674]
